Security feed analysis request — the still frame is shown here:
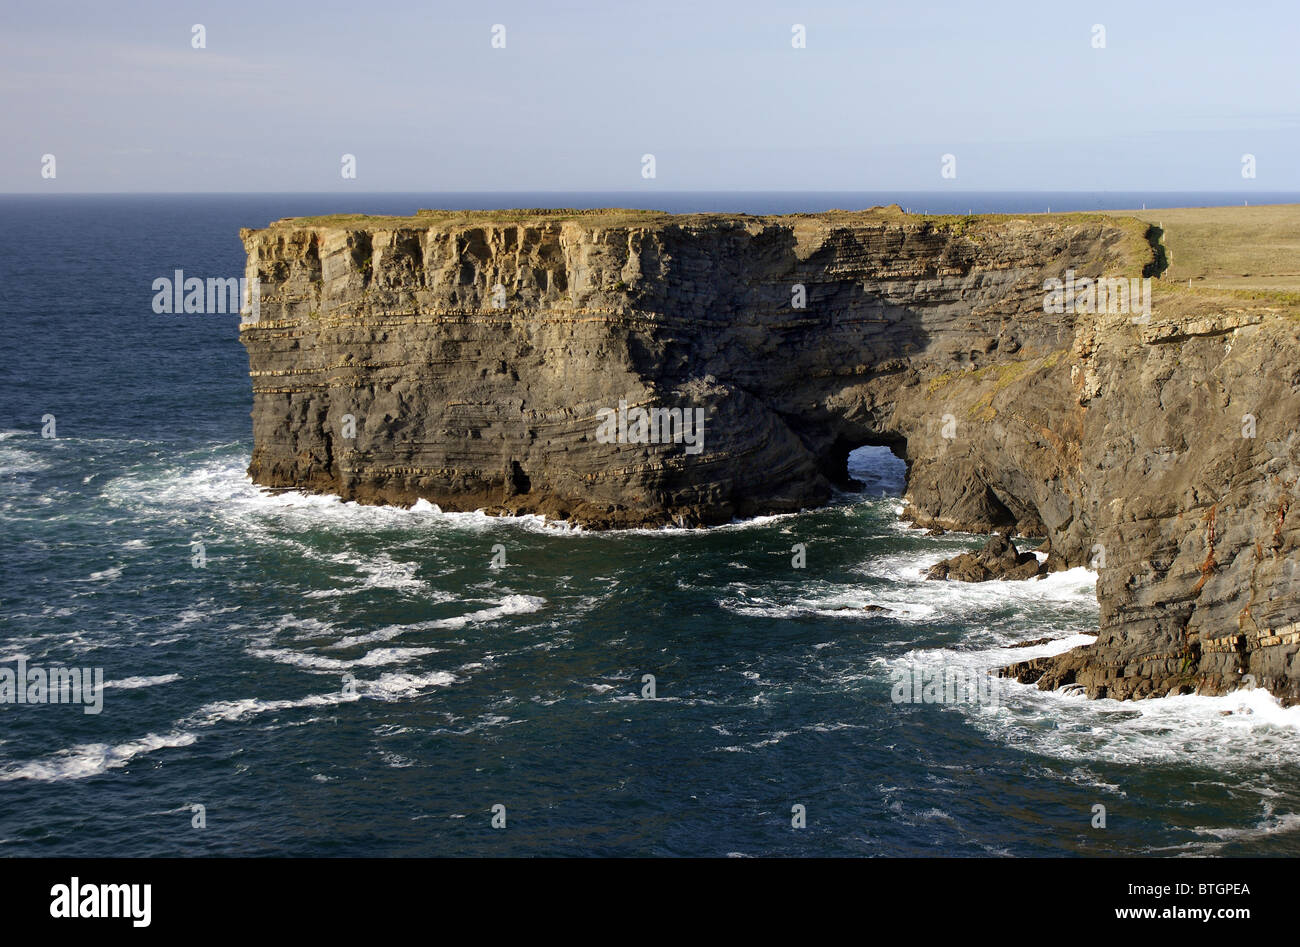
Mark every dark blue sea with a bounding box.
[3,192,1300,857]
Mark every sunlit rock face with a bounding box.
[240,206,1300,705]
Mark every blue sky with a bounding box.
[4,0,1298,191]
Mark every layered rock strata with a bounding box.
[239,206,1300,705]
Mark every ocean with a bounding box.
[3,192,1300,857]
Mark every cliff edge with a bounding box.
[238,204,1300,706]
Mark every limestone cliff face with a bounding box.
[239,206,1300,705]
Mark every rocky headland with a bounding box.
[238,204,1300,706]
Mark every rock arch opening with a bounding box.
[845,444,908,496]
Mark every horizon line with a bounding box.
[3,188,1299,197]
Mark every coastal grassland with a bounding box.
[1107,203,1300,293]
[266,206,907,231]
[273,207,674,229]
[256,203,1297,316]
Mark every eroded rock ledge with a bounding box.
[239,205,1300,705]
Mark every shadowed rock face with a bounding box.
[239,206,1300,705]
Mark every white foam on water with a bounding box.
[184,693,356,727]
[608,693,723,707]
[95,447,928,547]
[101,458,583,536]
[1189,803,1300,844]
[719,551,1098,633]
[887,628,1300,772]
[1144,801,1300,855]
[915,808,954,821]
[720,594,937,624]
[0,625,98,662]
[87,565,124,582]
[0,437,52,476]
[424,711,522,736]
[988,683,1300,767]
[156,605,242,635]
[319,550,439,595]
[0,665,460,782]
[716,719,869,753]
[327,594,546,647]
[103,673,183,690]
[869,550,1094,594]
[884,560,1097,625]
[363,670,458,699]
[886,513,921,534]
[249,645,439,671]
[620,511,803,536]
[264,615,339,641]
[245,600,537,673]
[0,732,199,783]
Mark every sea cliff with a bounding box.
[239,204,1300,706]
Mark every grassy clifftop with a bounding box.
[254,202,1300,308]
[262,203,1146,240]
[1111,203,1300,294]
